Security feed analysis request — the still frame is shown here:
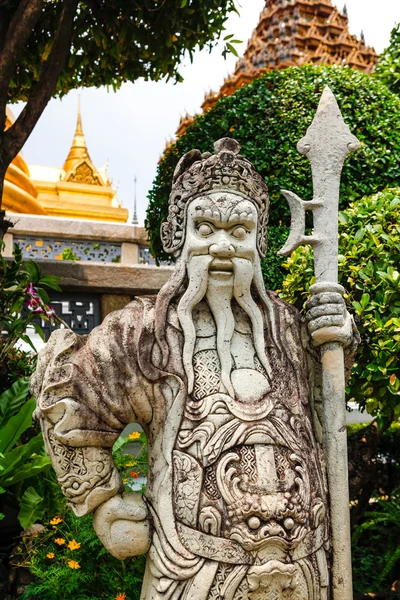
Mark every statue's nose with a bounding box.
[209,241,235,258]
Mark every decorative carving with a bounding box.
[32,128,359,599]
[161,138,270,257]
[65,160,103,185]
[173,451,203,526]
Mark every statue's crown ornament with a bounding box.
[161,138,270,257]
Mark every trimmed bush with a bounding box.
[280,189,400,422]
[375,23,400,96]
[147,64,400,291]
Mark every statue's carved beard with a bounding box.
[176,254,273,396]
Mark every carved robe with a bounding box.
[32,293,356,600]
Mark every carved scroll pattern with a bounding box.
[45,427,115,504]
[173,451,203,527]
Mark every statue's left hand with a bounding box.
[93,492,151,559]
[306,291,354,347]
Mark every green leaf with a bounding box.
[0,399,35,454]
[39,274,62,291]
[4,455,50,487]
[0,378,30,425]
[112,435,129,457]
[0,434,47,486]
[226,43,239,57]
[23,260,41,283]
[18,486,45,529]
[31,322,46,342]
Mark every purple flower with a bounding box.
[26,297,43,313]
[46,307,56,319]
[26,282,38,297]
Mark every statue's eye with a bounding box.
[198,223,213,236]
[232,226,247,240]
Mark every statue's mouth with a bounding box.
[209,259,233,273]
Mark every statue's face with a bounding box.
[184,193,258,278]
[177,192,269,397]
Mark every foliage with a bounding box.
[14,510,146,600]
[146,65,400,267]
[7,0,239,104]
[281,189,400,423]
[352,495,400,597]
[113,430,149,488]
[260,225,288,291]
[375,23,400,96]
[60,247,80,261]
[0,243,66,529]
[0,378,57,529]
[13,432,149,599]
[0,243,62,392]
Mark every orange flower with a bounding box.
[54,538,65,545]
[67,560,80,569]
[67,539,81,551]
[115,594,127,600]
[128,431,140,440]
[130,472,139,479]
[46,552,55,559]
[50,517,62,525]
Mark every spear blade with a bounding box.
[279,86,360,283]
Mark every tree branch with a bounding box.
[0,0,44,120]
[0,1,11,54]
[4,0,79,161]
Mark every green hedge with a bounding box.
[146,64,400,290]
[281,189,400,422]
[375,23,400,96]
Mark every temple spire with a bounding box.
[63,98,91,173]
[132,175,138,224]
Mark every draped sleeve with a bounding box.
[30,299,154,516]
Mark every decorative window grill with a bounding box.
[14,235,121,262]
[139,245,156,265]
[139,245,172,266]
[23,294,101,341]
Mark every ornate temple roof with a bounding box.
[176,0,378,136]
[5,103,128,223]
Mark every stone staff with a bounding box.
[279,86,360,599]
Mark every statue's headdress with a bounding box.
[161,138,270,257]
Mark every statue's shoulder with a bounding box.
[104,295,157,325]
[265,290,304,323]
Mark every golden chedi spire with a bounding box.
[62,100,107,187]
[26,100,129,222]
[63,98,91,173]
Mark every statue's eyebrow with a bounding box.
[193,212,256,229]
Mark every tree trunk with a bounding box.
[0,140,12,239]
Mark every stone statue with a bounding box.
[32,130,358,598]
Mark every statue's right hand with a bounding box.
[93,492,151,559]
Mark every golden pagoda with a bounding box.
[5,103,128,223]
[177,0,378,134]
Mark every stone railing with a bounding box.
[2,213,156,265]
[2,213,174,322]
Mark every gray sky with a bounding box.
[13,0,400,225]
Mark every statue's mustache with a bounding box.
[177,254,272,396]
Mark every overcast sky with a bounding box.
[13,0,400,225]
